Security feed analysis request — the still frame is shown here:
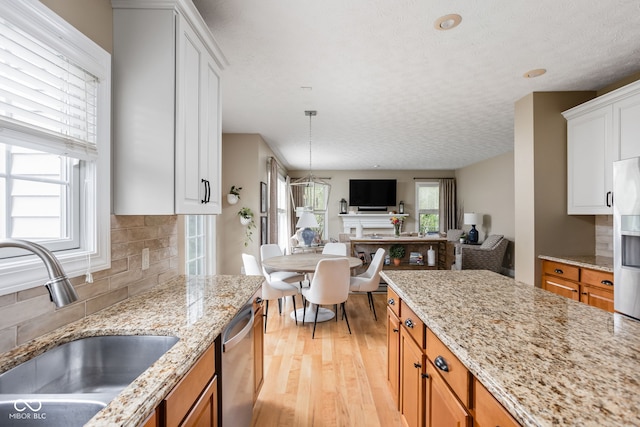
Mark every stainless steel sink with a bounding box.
[0,335,179,426]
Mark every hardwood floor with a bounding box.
[251,292,402,427]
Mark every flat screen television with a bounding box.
[349,179,396,210]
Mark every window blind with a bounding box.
[0,15,98,160]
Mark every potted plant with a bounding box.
[238,207,256,246]
[227,185,242,205]
[389,244,405,266]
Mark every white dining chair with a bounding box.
[301,258,351,339]
[242,253,300,330]
[349,247,385,321]
[260,244,304,312]
[322,242,348,256]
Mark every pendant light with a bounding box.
[289,110,331,212]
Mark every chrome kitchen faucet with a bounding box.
[0,239,78,307]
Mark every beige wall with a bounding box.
[39,0,113,53]
[456,151,515,272]
[514,92,598,286]
[218,134,280,275]
[287,169,455,240]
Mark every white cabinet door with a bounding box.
[175,15,221,214]
[613,94,640,161]
[567,106,613,214]
[112,2,223,215]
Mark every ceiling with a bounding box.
[193,0,640,171]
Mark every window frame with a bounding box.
[0,1,111,296]
[415,181,440,234]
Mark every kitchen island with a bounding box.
[381,269,640,426]
[0,274,263,426]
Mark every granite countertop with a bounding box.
[0,274,263,426]
[538,254,614,273]
[381,270,640,427]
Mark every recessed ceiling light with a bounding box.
[434,14,462,31]
[523,69,546,78]
[373,164,380,168]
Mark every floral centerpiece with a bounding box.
[390,216,402,237]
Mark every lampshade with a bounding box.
[464,212,480,225]
[296,211,318,229]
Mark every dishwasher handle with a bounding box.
[223,306,254,353]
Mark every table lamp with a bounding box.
[464,212,481,244]
[296,211,319,246]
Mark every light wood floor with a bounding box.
[251,292,402,427]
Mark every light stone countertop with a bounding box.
[538,254,614,272]
[381,270,640,427]
[0,274,263,426]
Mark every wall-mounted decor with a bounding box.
[260,181,267,213]
[260,216,268,245]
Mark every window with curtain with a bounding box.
[415,182,440,233]
[0,1,111,294]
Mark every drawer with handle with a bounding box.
[400,300,425,349]
[542,260,580,282]
[387,286,400,317]
[426,329,470,408]
[580,268,614,290]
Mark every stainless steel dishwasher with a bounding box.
[221,302,254,427]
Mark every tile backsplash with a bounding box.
[595,215,613,258]
[0,215,179,353]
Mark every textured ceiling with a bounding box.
[194,0,640,171]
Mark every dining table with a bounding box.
[262,253,363,323]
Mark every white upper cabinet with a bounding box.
[563,80,640,215]
[112,0,225,215]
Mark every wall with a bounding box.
[514,92,598,286]
[39,0,113,53]
[218,134,280,275]
[0,216,178,353]
[287,170,455,240]
[455,151,515,272]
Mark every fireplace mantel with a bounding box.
[338,213,408,233]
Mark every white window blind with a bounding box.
[0,15,99,160]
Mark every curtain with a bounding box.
[268,157,278,243]
[289,180,305,234]
[439,178,457,231]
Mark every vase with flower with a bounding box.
[390,216,402,237]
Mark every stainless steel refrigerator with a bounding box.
[614,156,640,320]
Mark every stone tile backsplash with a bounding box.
[595,215,613,258]
[0,215,178,353]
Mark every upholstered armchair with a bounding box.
[461,235,508,273]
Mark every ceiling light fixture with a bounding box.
[523,68,547,78]
[289,110,331,212]
[434,14,462,31]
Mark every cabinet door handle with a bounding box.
[554,268,564,274]
[255,297,263,304]
[388,298,395,305]
[201,179,211,204]
[434,355,449,372]
[606,191,613,208]
[413,362,422,369]
[421,373,429,379]
[393,328,399,333]
[601,280,614,286]
[404,319,414,329]
[581,292,587,295]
